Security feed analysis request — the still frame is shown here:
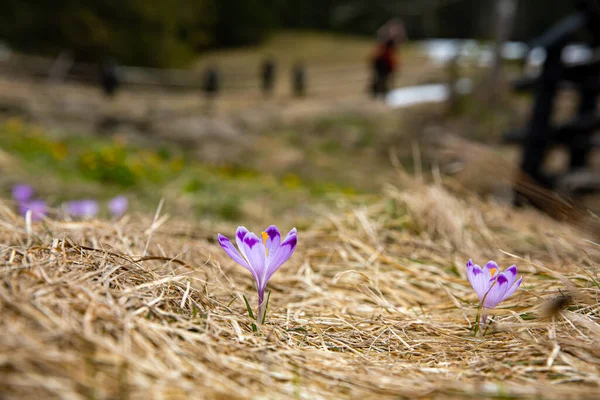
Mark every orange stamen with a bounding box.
[489,268,497,277]
[261,231,269,257]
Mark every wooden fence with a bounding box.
[0,53,371,96]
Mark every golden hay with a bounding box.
[1,178,600,399]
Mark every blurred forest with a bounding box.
[0,0,573,67]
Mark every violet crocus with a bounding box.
[12,184,34,203]
[66,199,99,218]
[218,225,297,324]
[466,259,523,331]
[19,199,47,221]
[108,195,128,217]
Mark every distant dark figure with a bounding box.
[99,58,121,98]
[260,58,277,96]
[370,39,397,99]
[202,66,220,98]
[292,61,306,97]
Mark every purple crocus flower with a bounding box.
[108,195,128,217]
[19,199,47,221]
[466,259,523,329]
[12,184,34,203]
[67,199,99,218]
[218,225,297,323]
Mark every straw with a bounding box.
[1,175,599,399]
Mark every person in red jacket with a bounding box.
[370,38,398,99]
[370,18,406,99]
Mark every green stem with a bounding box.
[479,311,488,336]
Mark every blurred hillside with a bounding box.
[0,0,574,67]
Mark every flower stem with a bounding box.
[257,290,265,325]
[479,312,488,335]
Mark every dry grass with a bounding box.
[2,173,600,399]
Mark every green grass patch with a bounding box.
[1,117,359,223]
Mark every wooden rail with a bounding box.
[0,53,369,94]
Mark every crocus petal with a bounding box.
[285,227,297,239]
[484,261,498,280]
[217,234,252,269]
[81,200,99,217]
[67,200,99,218]
[108,195,128,217]
[264,228,297,284]
[20,200,47,221]
[243,233,267,287]
[483,273,510,308]
[12,184,34,203]
[501,276,523,302]
[502,265,518,287]
[236,226,249,261]
[263,225,281,261]
[467,263,491,302]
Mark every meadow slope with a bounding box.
[2,173,600,399]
